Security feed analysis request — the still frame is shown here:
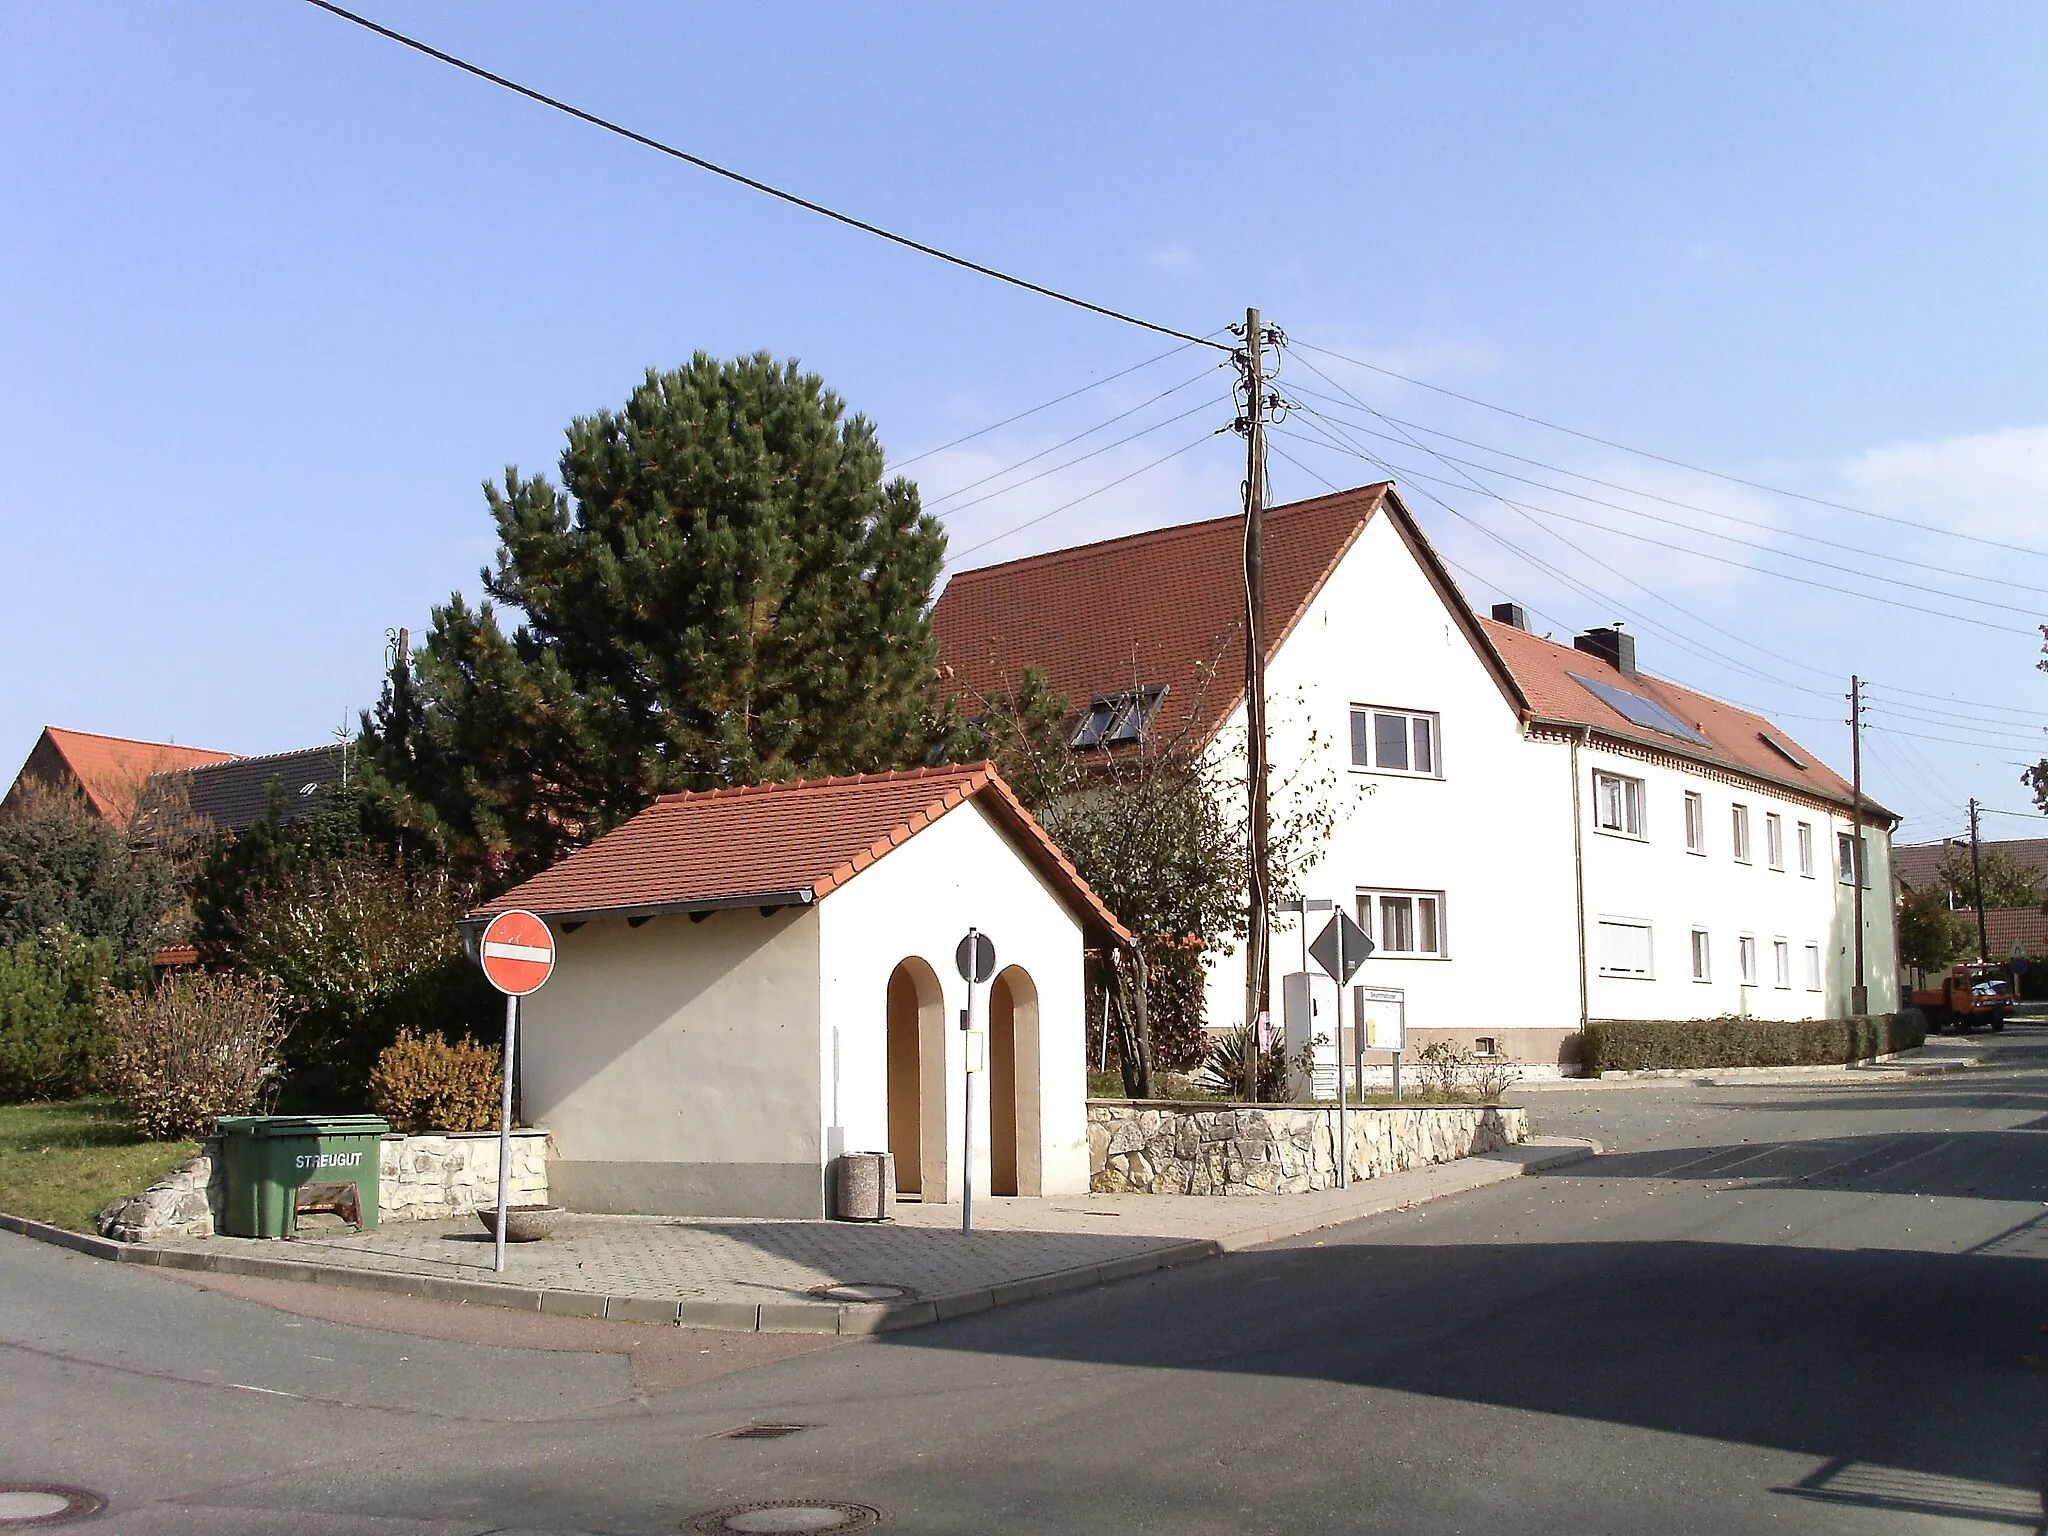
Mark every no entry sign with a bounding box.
[479,909,555,996]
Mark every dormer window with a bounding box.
[1072,686,1167,749]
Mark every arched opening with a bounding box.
[989,965,1042,1197]
[886,958,947,1198]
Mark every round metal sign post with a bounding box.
[955,929,996,1233]
[479,910,555,1273]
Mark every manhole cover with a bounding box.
[809,1282,914,1303]
[0,1484,106,1527]
[689,1501,882,1533]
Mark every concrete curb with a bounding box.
[1513,1055,1983,1090]
[0,1138,1599,1336]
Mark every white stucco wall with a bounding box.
[1578,742,1899,1021]
[516,906,825,1217]
[818,797,1091,1201]
[1203,511,1583,1059]
[1196,507,1899,1065]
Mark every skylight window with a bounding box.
[1072,686,1167,749]
[1758,731,1806,769]
[1568,673,1708,746]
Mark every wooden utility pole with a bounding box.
[1239,307,1271,1101]
[1969,797,1990,962]
[1850,674,1867,1014]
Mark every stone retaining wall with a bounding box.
[379,1131,549,1222]
[96,1129,551,1243]
[1087,1100,1526,1195]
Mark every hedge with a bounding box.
[1582,1010,1928,1075]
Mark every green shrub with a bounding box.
[368,1028,502,1134]
[1582,1011,1928,1075]
[104,971,288,1140]
[1197,1023,1292,1101]
[0,932,124,1101]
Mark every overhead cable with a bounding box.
[1294,339,2048,562]
[303,0,1227,351]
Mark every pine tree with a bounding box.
[362,353,948,882]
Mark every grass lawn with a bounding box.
[0,1097,198,1233]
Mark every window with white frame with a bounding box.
[1350,707,1439,777]
[1356,889,1446,958]
[1684,792,1706,855]
[1773,938,1791,988]
[1593,771,1646,838]
[1766,813,1785,871]
[1691,928,1711,982]
[1836,830,1871,887]
[1739,934,1758,985]
[1797,821,1815,878]
[1731,804,1752,864]
[1804,942,1823,991]
[1597,917,1654,977]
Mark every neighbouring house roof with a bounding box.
[1897,837,2048,894]
[1984,906,2048,960]
[470,763,1133,947]
[150,742,352,835]
[1479,619,1885,819]
[932,483,1523,754]
[3,726,234,826]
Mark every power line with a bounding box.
[1287,384,2048,602]
[303,0,1227,352]
[922,366,1223,509]
[942,428,1225,567]
[1282,370,2041,640]
[1294,339,2048,562]
[892,340,1208,470]
[1372,458,2042,634]
[935,395,1224,521]
[1276,407,1847,700]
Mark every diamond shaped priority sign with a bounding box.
[480,909,555,996]
[1309,910,1372,985]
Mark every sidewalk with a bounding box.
[6,1138,1595,1336]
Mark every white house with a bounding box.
[470,764,1130,1217]
[932,481,1897,1074]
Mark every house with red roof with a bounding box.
[932,481,1899,1075]
[470,763,1129,1218]
[3,726,235,828]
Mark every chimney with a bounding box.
[1574,623,1637,677]
[1490,601,1528,631]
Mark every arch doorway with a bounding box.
[988,966,1042,1197]
[886,958,947,1198]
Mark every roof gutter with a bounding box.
[460,887,817,937]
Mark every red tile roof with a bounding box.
[933,484,1416,751]
[472,763,1132,945]
[7,727,234,824]
[1984,906,2048,960]
[1480,619,1878,816]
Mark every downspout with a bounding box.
[1569,727,1591,1053]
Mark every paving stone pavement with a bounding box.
[148,1139,1589,1308]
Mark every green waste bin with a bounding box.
[216,1115,390,1238]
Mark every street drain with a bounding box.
[689,1501,882,1533]
[0,1484,106,1527]
[808,1282,915,1303]
[715,1423,814,1441]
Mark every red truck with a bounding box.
[1913,961,2013,1032]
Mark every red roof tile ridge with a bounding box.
[652,763,990,806]
[44,725,235,759]
[943,482,1390,586]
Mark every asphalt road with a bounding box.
[8,1035,2048,1535]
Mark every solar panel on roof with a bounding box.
[1758,730,1806,769]
[1568,673,1709,746]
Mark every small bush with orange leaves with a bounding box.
[367,1029,502,1134]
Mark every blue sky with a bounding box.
[3,2,2044,843]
